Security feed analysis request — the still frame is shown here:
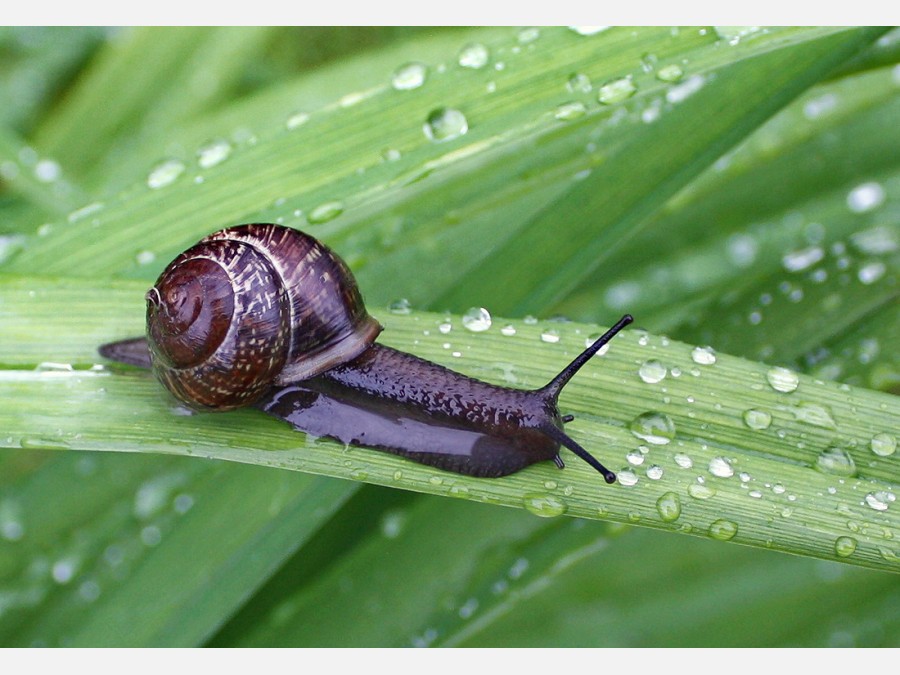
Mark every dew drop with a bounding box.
[691,346,717,365]
[597,76,636,104]
[500,324,517,336]
[782,245,825,272]
[846,182,885,213]
[0,498,25,541]
[857,261,886,285]
[638,359,667,384]
[569,26,609,36]
[458,43,489,69]
[424,107,468,142]
[35,158,61,182]
[392,62,428,90]
[834,536,857,558]
[865,490,895,512]
[629,411,676,445]
[870,432,896,458]
[285,110,310,130]
[656,64,684,82]
[646,465,664,480]
[196,139,232,169]
[517,27,540,44]
[656,492,682,522]
[792,402,836,429]
[815,447,857,477]
[52,556,80,584]
[626,449,645,466]
[540,329,560,344]
[388,298,412,315]
[617,468,638,486]
[141,525,162,546]
[743,408,772,430]
[307,200,344,224]
[665,75,705,103]
[147,159,185,189]
[709,519,738,541]
[674,452,693,469]
[708,456,734,478]
[135,250,156,266]
[555,101,587,121]
[688,483,716,500]
[584,334,611,356]
[766,366,799,393]
[523,493,567,518]
[567,72,592,93]
[462,307,492,332]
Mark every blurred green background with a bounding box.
[0,26,898,646]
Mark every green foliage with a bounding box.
[0,26,897,647]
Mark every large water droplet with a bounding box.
[567,72,592,93]
[517,27,540,44]
[0,498,25,541]
[392,62,428,90]
[458,43,489,69]
[782,246,825,272]
[656,492,682,522]
[540,329,560,344]
[834,536,857,558]
[674,452,693,469]
[638,359,667,384]
[523,493,567,518]
[629,411,676,445]
[688,483,716,500]
[286,110,310,130]
[147,159,185,189]
[555,101,587,121]
[646,465,664,480]
[307,200,344,224]
[597,77,636,104]
[709,519,738,541]
[584,333,611,356]
[846,182,885,213]
[691,346,717,365]
[865,490,895,512]
[388,298,411,315]
[766,366,799,393]
[35,158,61,182]
[708,457,734,478]
[857,261,886,285]
[424,108,468,142]
[617,468,639,486]
[815,447,857,477]
[870,432,896,458]
[196,139,232,169]
[666,75,705,103]
[743,408,772,430]
[569,26,609,36]
[656,64,684,82]
[462,307,492,332]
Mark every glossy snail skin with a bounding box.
[99,224,632,482]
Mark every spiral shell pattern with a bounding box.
[146,224,382,410]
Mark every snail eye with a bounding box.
[148,258,234,369]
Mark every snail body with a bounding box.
[99,224,632,482]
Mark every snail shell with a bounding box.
[146,224,381,410]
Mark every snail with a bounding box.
[99,224,633,482]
